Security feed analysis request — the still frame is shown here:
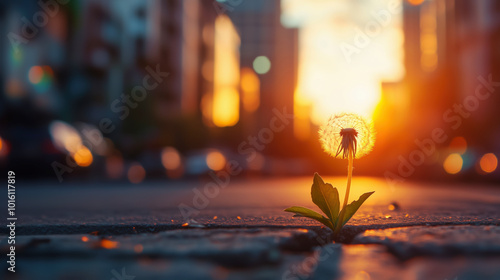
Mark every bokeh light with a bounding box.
[449,136,467,155]
[128,163,146,184]
[443,153,463,174]
[206,150,226,171]
[99,239,119,249]
[72,146,93,167]
[161,147,181,170]
[28,65,53,93]
[479,153,498,174]
[213,88,239,127]
[213,15,240,127]
[49,121,83,154]
[240,67,260,112]
[253,56,271,74]
[29,66,44,84]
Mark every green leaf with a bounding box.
[336,191,375,229]
[311,173,340,223]
[284,206,334,230]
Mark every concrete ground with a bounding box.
[1,176,500,279]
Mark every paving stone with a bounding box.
[405,257,500,280]
[352,225,500,259]
[10,259,220,280]
[0,228,319,269]
[282,244,500,280]
[4,236,500,280]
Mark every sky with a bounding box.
[281,0,405,124]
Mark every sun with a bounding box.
[282,0,405,137]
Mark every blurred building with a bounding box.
[189,0,299,157]
[229,0,298,156]
[377,0,500,180]
[0,0,301,178]
[149,0,203,119]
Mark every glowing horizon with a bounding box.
[282,0,405,137]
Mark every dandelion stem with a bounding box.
[344,147,353,209]
[335,146,354,237]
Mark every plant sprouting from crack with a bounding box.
[285,113,375,238]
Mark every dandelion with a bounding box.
[320,113,374,235]
[285,112,376,239]
[319,113,375,159]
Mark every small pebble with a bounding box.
[388,202,400,211]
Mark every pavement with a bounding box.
[1,176,500,279]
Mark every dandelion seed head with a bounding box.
[319,113,375,159]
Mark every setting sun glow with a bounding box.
[282,0,404,138]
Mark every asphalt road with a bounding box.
[3,176,500,235]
